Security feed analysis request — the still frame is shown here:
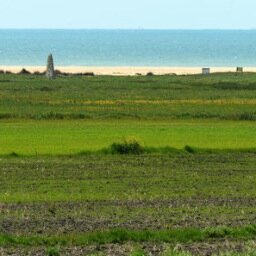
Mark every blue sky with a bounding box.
[0,0,255,29]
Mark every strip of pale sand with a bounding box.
[1,66,256,75]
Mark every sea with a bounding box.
[1,29,256,67]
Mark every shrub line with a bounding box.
[4,145,256,158]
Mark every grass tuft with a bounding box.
[130,248,146,256]
[110,137,144,155]
[9,152,19,157]
[184,145,195,153]
[46,247,60,256]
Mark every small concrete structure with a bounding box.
[202,68,210,75]
[236,67,243,73]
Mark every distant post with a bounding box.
[46,54,55,79]
[236,67,243,73]
[202,68,210,75]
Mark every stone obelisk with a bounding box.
[46,54,55,79]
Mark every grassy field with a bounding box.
[0,73,256,121]
[1,120,256,155]
[2,153,256,202]
[1,73,256,255]
[1,153,256,255]
[0,153,256,255]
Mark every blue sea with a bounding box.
[1,30,256,66]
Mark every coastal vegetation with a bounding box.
[0,73,256,255]
[0,73,256,121]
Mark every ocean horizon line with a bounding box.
[1,28,256,31]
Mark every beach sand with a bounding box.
[1,66,256,76]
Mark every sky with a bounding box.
[0,0,256,29]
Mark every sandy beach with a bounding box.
[1,66,256,76]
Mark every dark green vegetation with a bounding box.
[110,138,144,154]
[0,73,256,120]
[1,73,256,255]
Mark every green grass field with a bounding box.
[1,73,256,121]
[1,153,256,255]
[1,120,256,155]
[1,73,256,255]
